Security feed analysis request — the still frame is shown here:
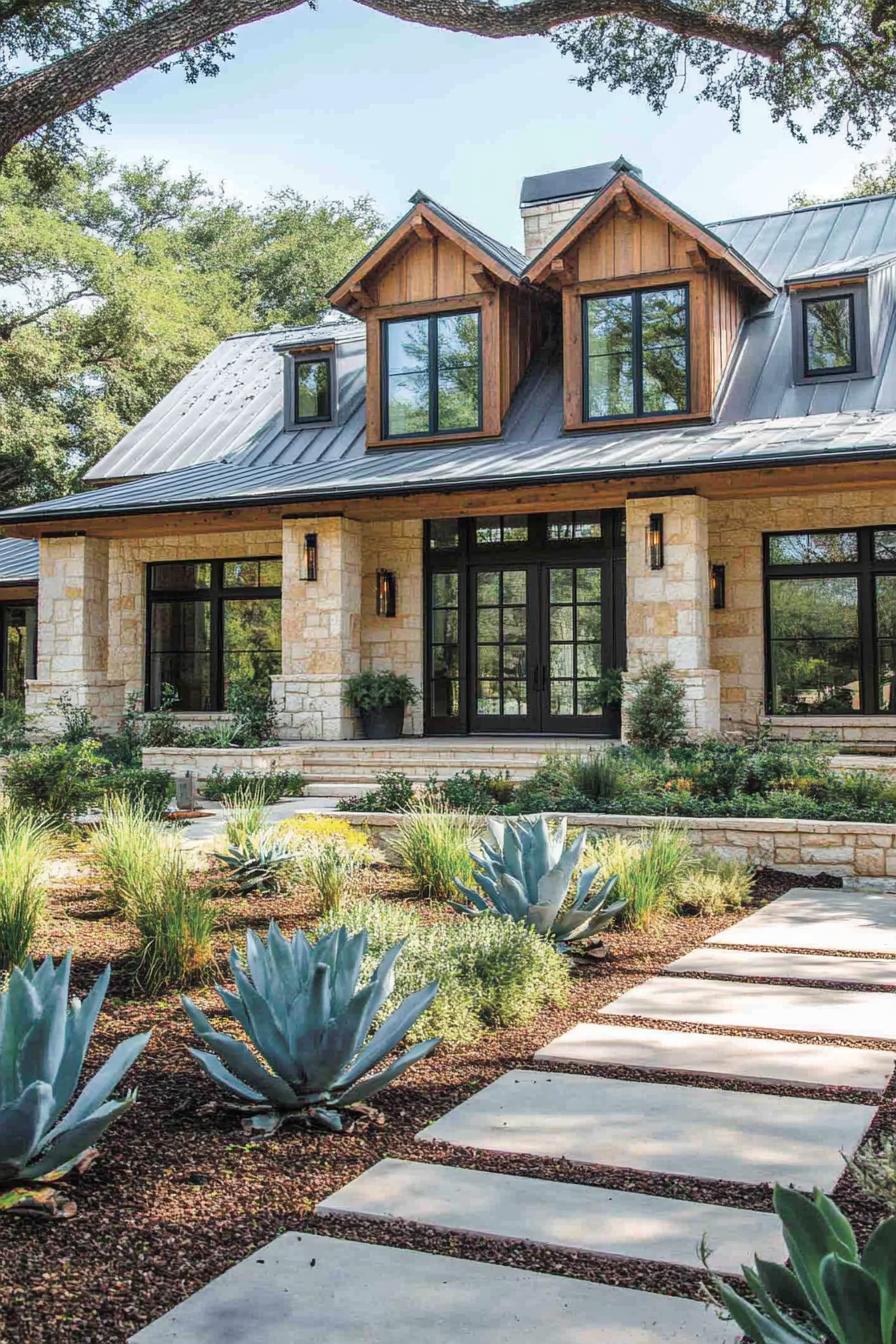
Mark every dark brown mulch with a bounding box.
[6,864,892,1344]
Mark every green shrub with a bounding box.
[338,769,416,813]
[4,738,104,819]
[512,752,597,814]
[0,806,57,972]
[675,851,754,916]
[139,684,184,747]
[0,697,30,753]
[202,768,306,803]
[130,849,215,994]
[343,670,420,711]
[55,690,98,744]
[846,1134,896,1214]
[437,769,500,813]
[392,805,479,900]
[100,766,174,817]
[225,682,280,748]
[317,897,569,1044]
[586,823,693,930]
[567,749,626,805]
[275,813,375,859]
[625,661,687,750]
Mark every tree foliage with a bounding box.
[790,150,896,207]
[2,1,896,166]
[0,149,382,506]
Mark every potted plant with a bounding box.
[343,670,420,739]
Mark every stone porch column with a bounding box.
[26,534,125,735]
[624,493,720,738]
[271,516,362,740]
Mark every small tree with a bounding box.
[625,661,687,751]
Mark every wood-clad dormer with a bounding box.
[329,192,550,449]
[524,171,776,433]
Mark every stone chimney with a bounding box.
[519,156,642,259]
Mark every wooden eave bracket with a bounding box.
[471,264,500,292]
[684,241,709,272]
[411,213,436,242]
[614,189,639,219]
[349,282,374,309]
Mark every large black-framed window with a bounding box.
[0,602,36,702]
[382,309,482,439]
[801,294,856,378]
[764,527,896,715]
[583,284,690,421]
[145,558,282,711]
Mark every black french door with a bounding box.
[425,511,625,736]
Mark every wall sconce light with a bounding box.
[376,568,397,617]
[710,563,726,610]
[301,532,318,581]
[648,513,664,570]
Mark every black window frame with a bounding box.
[763,526,896,716]
[582,283,691,423]
[381,308,483,441]
[291,352,334,425]
[801,293,857,379]
[0,600,36,702]
[144,556,282,712]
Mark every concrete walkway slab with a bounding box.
[535,1022,895,1091]
[318,1157,785,1275]
[666,946,896,986]
[708,887,896,954]
[129,1231,739,1343]
[417,1070,874,1190]
[600,975,896,1042]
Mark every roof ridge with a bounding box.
[710,189,896,230]
[410,190,527,269]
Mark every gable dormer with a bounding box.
[524,168,775,432]
[329,193,550,448]
[784,251,896,387]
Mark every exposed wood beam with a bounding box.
[411,213,436,242]
[471,264,499,292]
[615,189,639,218]
[685,241,709,272]
[349,282,375,309]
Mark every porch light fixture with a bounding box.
[710,563,726,610]
[301,532,318,582]
[376,568,397,617]
[647,513,664,570]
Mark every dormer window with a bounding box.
[802,295,856,377]
[383,310,482,439]
[290,351,333,425]
[583,285,689,421]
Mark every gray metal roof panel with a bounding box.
[785,250,896,283]
[0,537,39,582]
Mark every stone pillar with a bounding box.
[271,516,362,740]
[26,534,125,735]
[624,493,720,738]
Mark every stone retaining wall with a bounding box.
[341,810,896,880]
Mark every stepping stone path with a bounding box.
[417,1068,875,1188]
[667,945,896,985]
[130,1232,739,1343]
[707,886,896,953]
[599,974,896,1042]
[130,882,896,1342]
[535,1021,896,1091]
[318,1157,787,1274]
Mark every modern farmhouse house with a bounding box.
[4,157,896,749]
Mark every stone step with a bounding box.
[317,1157,785,1276]
[303,782,376,798]
[600,975,896,1043]
[417,1069,874,1191]
[129,1231,739,1343]
[707,887,896,954]
[666,946,896,986]
[534,1022,895,1091]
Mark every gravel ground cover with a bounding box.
[7,860,891,1344]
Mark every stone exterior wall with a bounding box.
[360,520,424,735]
[707,486,896,740]
[521,194,595,258]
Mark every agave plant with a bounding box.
[0,954,150,1217]
[182,920,439,1133]
[450,815,624,952]
[713,1184,896,1343]
[215,833,297,894]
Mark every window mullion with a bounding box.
[211,561,223,711]
[429,315,438,434]
[632,292,643,417]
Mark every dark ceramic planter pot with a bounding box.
[358,703,406,739]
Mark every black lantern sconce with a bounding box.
[647,513,664,570]
[710,563,726,610]
[376,568,397,617]
[301,532,318,582]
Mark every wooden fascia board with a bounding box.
[329,201,520,311]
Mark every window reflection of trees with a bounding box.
[585,286,687,419]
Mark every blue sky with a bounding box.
[88,0,892,248]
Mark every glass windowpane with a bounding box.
[294,359,330,421]
[149,562,211,591]
[876,530,896,560]
[149,600,212,710]
[428,520,459,550]
[768,531,858,565]
[877,575,896,711]
[805,297,853,373]
[769,576,860,713]
[640,287,688,414]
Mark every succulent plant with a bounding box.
[450,814,624,952]
[182,920,439,1133]
[0,954,150,1217]
[215,833,296,894]
[713,1184,896,1343]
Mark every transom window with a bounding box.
[382,310,482,438]
[802,295,856,377]
[764,527,896,715]
[293,356,332,423]
[146,558,282,711]
[583,285,689,421]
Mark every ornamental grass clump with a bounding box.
[129,850,215,995]
[847,1134,896,1215]
[91,793,176,914]
[0,953,149,1217]
[0,805,57,973]
[392,804,479,900]
[222,784,268,848]
[301,837,359,915]
[182,920,439,1133]
[675,851,754,916]
[585,823,693,930]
